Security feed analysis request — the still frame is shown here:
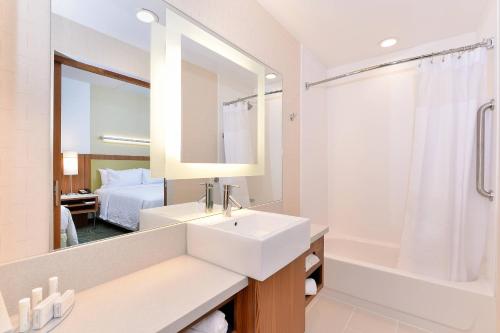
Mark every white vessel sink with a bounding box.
[187,209,310,281]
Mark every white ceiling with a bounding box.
[257,0,491,68]
[52,0,281,90]
[52,0,167,51]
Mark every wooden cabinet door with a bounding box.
[235,254,305,333]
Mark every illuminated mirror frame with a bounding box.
[151,8,266,179]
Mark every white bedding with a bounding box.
[96,184,164,230]
[61,206,78,247]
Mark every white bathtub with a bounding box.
[323,234,496,332]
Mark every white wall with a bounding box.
[325,33,493,247]
[0,0,51,263]
[300,46,328,225]
[90,85,150,156]
[52,14,149,81]
[61,77,90,153]
[247,93,283,206]
[267,94,284,202]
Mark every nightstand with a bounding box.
[61,193,99,228]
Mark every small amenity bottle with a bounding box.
[18,298,30,332]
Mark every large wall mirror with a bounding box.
[51,0,283,251]
[180,36,258,165]
[150,7,266,179]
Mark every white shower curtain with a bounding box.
[220,101,256,206]
[398,48,492,282]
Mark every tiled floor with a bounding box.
[306,294,432,333]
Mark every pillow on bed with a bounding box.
[106,168,143,187]
[141,168,163,184]
[98,169,110,187]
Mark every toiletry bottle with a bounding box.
[18,298,30,332]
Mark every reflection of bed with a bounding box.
[96,184,164,231]
[61,206,78,247]
[65,155,167,231]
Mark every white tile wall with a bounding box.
[0,0,51,263]
[300,46,328,226]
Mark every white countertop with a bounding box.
[53,255,247,333]
[46,223,326,332]
[310,224,329,243]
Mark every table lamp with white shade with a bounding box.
[63,151,78,194]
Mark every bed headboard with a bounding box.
[89,155,150,192]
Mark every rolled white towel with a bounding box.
[187,321,228,333]
[186,310,228,333]
[305,253,320,272]
[305,278,318,296]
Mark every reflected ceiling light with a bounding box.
[101,135,150,146]
[136,9,158,23]
[380,38,398,48]
[265,73,277,80]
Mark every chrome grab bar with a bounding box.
[476,99,495,201]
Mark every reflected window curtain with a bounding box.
[398,48,492,282]
[220,101,256,206]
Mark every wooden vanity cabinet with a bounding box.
[182,239,322,333]
[180,254,305,333]
[234,254,306,333]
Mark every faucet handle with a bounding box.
[223,184,240,190]
[222,185,243,216]
[198,182,213,201]
[200,182,214,213]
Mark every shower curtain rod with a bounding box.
[223,89,283,106]
[305,38,494,89]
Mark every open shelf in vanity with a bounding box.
[180,296,237,333]
[305,236,325,307]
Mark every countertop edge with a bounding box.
[310,224,329,243]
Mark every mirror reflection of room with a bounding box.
[180,35,259,165]
[57,62,152,248]
[51,0,283,250]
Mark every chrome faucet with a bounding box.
[199,182,215,213]
[223,184,243,217]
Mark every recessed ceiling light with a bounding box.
[380,38,398,48]
[136,9,158,24]
[266,73,277,80]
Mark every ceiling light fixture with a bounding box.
[136,9,158,24]
[380,38,398,48]
[101,135,150,146]
[265,73,277,80]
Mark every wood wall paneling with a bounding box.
[54,55,150,88]
[59,154,150,194]
[53,61,62,249]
